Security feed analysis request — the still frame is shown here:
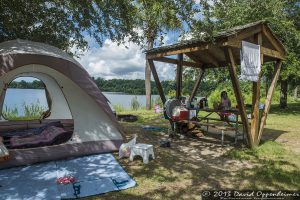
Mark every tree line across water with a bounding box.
[8,76,299,108]
[8,77,222,97]
[8,78,165,95]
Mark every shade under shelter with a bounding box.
[145,21,287,148]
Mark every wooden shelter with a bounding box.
[145,21,287,148]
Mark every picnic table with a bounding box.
[199,107,240,127]
[199,108,244,144]
[176,107,245,145]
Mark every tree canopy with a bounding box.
[132,0,197,109]
[188,0,300,107]
[1,1,299,107]
[0,0,140,52]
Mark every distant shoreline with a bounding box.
[6,88,160,96]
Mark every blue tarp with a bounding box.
[0,154,136,199]
[141,125,162,131]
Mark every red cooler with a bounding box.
[172,107,189,121]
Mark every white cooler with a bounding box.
[189,109,197,119]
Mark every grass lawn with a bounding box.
[86,102,300,200]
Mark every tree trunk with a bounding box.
[145,39,154,110]
[280,79,288,108]
[294,85,298,100]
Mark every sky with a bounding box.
[72,1,206,81]
[15,33,179,83]
[72,33,179,81]
[16,1,204,82]
[14,31,187,83]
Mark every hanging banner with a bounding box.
[240,41,261,82]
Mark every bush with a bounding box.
[167,90,176,99]
[153,96,163,107]
[113,104,124,113]
[208,82,238,107]
[207,81,283,107]
[3,101,46,120]
[2,106,19,119]
[131,96,140,110]
[23,102,45,118]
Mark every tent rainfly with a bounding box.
[145,21,287,148]
[0,39,125,169]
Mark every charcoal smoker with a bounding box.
[164,98,194,135]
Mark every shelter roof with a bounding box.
[146,21,286,68]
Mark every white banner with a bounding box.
[240,41,261,82]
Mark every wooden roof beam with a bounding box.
[152,57,201,68]
[262,25,286,55]
[146,44,211,59]
[261,47,284,60]
[186,52,219,68]
[228,24,262,41]
[202,52,220,67]
[224,40,284,60]
[185,52,201,63]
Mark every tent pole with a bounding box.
[225,47,253,147]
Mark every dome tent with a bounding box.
[0,39,125,169]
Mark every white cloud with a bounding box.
[74,37,175,81]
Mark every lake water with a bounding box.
[3,88,159,115]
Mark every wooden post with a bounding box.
[225,47,253,147]
[257,60,282,143]
[176,53,183,99]
[147,59,167,104]
[251,33,263,145]
[189,68,205,101]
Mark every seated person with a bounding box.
[219,91,231,120]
